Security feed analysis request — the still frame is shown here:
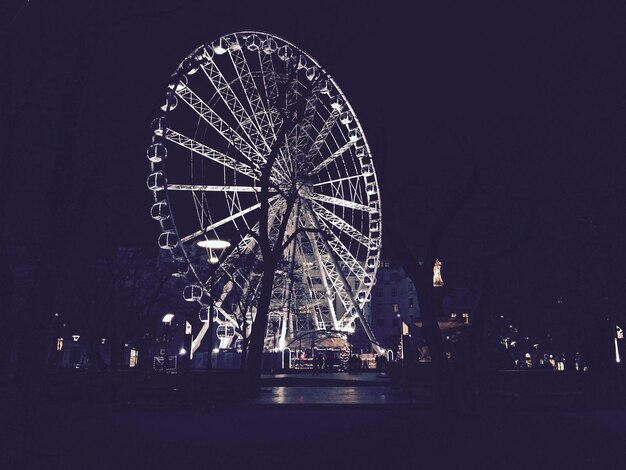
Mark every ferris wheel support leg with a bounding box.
[190,278,240,354]
[296,243,325,331]
[304,230,340,330]
[279,315,288,351]
[302,202,382,354]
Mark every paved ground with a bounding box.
[2,372,625,468]
[3,400,626,469]
[253,385,429,405]
[262,371,391,384]
[257,372,427,405]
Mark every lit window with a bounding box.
[393,303,399,313]
[56,338,63,351]
[462,312,470,324]
[450,312,457,318]
[129,349,139,368]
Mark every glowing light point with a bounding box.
[197,239,231,250]
[162,313,175,325]
[433,259,444,287]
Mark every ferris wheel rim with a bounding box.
[148,31,383,352]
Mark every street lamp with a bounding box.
[161,313,175,373]
[197,238,230,374]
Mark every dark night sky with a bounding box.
[4,1,626,345]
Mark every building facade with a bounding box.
[368,261,421,350]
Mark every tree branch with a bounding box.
[281,227,321,252]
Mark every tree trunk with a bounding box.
[240,337,249,371]
[244,265,276,394]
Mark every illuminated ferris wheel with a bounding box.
[147,32,382,355]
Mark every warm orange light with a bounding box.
[433,259,444,287]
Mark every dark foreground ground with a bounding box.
[2,371,625,469]
[3,402,626,469]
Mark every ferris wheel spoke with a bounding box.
[214,197,284,284]
[300,230,340,329]
[165,129,259,180]
[303,227,352,328]
[293,81,323,164]
[229,35,276,144]
[313,213,367,280]
[259,48,280,109]
[308,140,356,175]
[306,108,341,160]
[278,127,300,177]
[176,84,264,165]
[179,194,279,245]
[215,232,258,286]
[297,231,327,330]
[313,174,362,187]
[167,184,270,193]
[302,201,378,345]
[191,285,239,354]
[310,201,369,246]
[273,148,292,178]
[284,59,301,115]
[201,57,272,154]
[215,305,240,331]
[301,81,322,134]
[267,201,300,331]
[308,193,374,213]
[296,249,324,331]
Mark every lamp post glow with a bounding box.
[198,239,231,265]
[161,313,174,373]
[616,325,623,364]
[197,238,230,375]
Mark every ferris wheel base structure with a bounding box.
[147,32,383,358]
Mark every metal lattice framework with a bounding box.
[147,32,382,355]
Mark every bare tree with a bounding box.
[57,248,175,372]
[234,70,324,391]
